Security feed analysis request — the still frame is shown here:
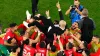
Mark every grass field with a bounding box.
[0,0,100,35]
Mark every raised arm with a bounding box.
[32,30,41,43]
[57,35,64,51]
[75,8,82,15]
[56,1,64,20]
[70,32,81,44]
[65,6,72,15]
[45,10,54,27]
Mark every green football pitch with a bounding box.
[0,0,100,35]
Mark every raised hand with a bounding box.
[82,51,87,56]
[68,38,74,44]
[69,5,72,10]
[38,30,42,36]
[46,10,50,17]
[56,1,61,9]
[69,32,74,37]
[73,47,77,52]
[35,14,41,18]
[47,44,50,50]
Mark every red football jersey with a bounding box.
[53,36,66,50]
[90,48,100,56]
[60,37,66,46]
[97,48,100,54]
[31,31,37,40]
[14,34,23,46]
[36,47,47,56]
[31,32,45,42]
[64,35,71,44]
[18,24,27,31]
[3,28,15,40]
[36,43,40,49]
[0,38,4,45]
[23,44,36,56]
[73,51,82,56]
[64,49,73,56]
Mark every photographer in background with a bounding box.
[65,0,84,24]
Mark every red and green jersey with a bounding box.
[90,47,100,56]
[90,42,100,53]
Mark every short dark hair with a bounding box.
[57,51,65,56]
[12,45,19,52]
[40,41,46,48]
[76,21,79,25]
[68,42,74,49]
[93,35,100,38]
[31,15,39,20]
[54,20,59,24]
[18,29,25,36]
[23,39,29,45]
[34,16,39,20]
[7,38,13,44]
[51,45,56,52]
[32,43,36,48]
[9,23,17,27]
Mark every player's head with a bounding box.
[9,23,18,31]
[40,41,46,48]
[23,39,29,45]
[19,29,25,36]
[82,8,88,17]
[57,51,65,56]
[32,43,36,48]
[66,42,74,50]
[12,46,20,53]
[59,20,66,27]
[54,20,59,25]
[74,0,80,7]
[51,45,56,52]
[64,29,69,35]
[92,35,100,43]
[7,38,17,44]
[79,41,88,49]
[72,22,79,29]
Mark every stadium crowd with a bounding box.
[0,0,99,56]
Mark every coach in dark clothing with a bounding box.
[80,8,95,44]
[32,0,39,16]
[28,9,67,45]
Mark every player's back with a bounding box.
[36,48,47,56]
[23,44,36,56]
